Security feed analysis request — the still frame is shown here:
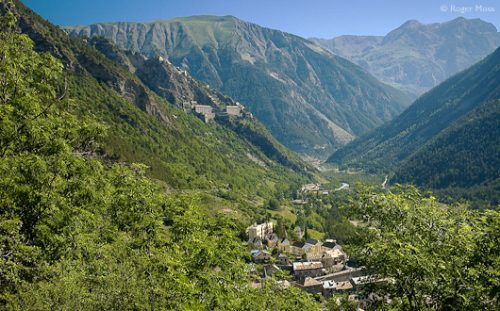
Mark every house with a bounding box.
[201,112,215,122]
[276,254,292,267]
[267,233,279,248]
[305,238,320,245]
[277,254,293,273]
[225,105,241,116]
[317,267,366,283]
[194,105,212,115]
[321,241,337,251]
[277,238,291,252]
[305,251,323,261]
[301,184,320,193]
[193,104,215,123]
[290,241,305,256]
[247,222,273,241]
[296,277,323,294]
[250,250,271,263]
[304,239,323,257]
[293,261,324,280]
[182,101,192,112]
[322,249,347,268]
[323,280,337,298]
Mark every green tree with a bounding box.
[327,294,358,311]
[275,216,287,238]
[347,185,499,310]
[268,198,280,211]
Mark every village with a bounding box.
[246,220,384,305]
[245,182,388,308]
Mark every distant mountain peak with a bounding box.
[398,19,423,29]
[443,16,498,32]
[311,17,500,98]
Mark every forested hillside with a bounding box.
[328,47,500,205]
[4,0,310,201]
[393,100,500,206]
[329,47,500,171]
[0,3,322,309]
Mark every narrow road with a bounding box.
[335,183,349,191]
[382,175,388,189]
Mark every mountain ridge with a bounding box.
[65,16,411,157]
[311,17,500,98]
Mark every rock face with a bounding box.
[328,47,500,201]
[88,37,307,173]
[311,18,500,98]
[66,16,410,157]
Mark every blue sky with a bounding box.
[23,0,500,38]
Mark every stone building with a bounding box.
[296,277,323,294]
[193,104,215,122]
[293,261,324,280]
[247,222,273,241]
[225,105,241,116]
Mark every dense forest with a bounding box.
[393,100,500,207]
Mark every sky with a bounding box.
[23,0,500,38]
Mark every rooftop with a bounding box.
[293,261,323,271]
[305,238,320,245]
[322,241,336,249]
[324,249,344,258]
[336,281,353,291]
[292,241,305,248]
[301,277,322,287]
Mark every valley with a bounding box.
[1,0,499,310]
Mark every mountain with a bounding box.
[311,18,500,98]
[328,47,500,203]
[65,16,411,157]
[393,99,499,206]
[8,0,310,199]
[87,36,306,173]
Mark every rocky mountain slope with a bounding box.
[312,18,500,98]
[66,16,411,157]
[7,0,310,198]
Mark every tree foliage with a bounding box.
[347,185,499,310]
